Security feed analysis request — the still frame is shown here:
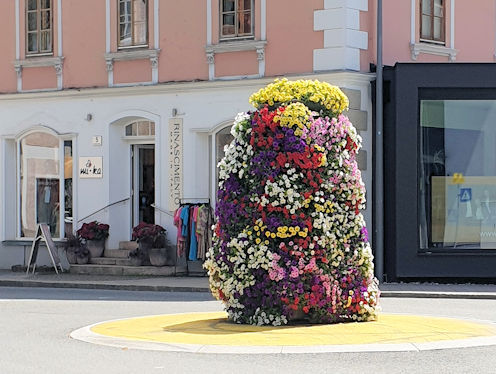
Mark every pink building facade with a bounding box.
[0,0,495,280]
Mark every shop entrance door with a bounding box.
[131,145,155,227]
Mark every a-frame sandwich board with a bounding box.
[26,224,63,274]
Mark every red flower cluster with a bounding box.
[77,221,109,241]
[132,222,166,242]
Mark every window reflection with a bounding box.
[20,132,60,237]
[420,100,496,250]
[215,126,234,198]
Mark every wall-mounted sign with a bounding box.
[168,118,183,211]
[79,157,103,178]
[92,136,102,146]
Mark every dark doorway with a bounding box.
[132,145,155,226]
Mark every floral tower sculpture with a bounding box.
[204,79,380,326]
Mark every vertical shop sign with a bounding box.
[168,118,183,211]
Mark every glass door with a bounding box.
[132,144,155,227]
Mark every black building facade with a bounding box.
[383,63,496,281]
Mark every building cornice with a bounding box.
[410,43,458,62]
[0,71,376,102]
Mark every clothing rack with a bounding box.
[175,199,212,276]
[179,198,210,205]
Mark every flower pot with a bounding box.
[149,248,167,267]
[288,306,308,323]
[66,248,78,264]
[76,255,89,265]
[139,239,153,265]
[129,256,143,266]
[86,239,105,258]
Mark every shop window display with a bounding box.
[420,100,496,250]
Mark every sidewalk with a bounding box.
[1,269,496,299]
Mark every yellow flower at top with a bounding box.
[249,78,349,115]
[274,102,312,131]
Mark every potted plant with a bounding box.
[75,245,90,265]
[77,221,109,258]
[64,234,82,264]
[132,222,169,266]
[128,248,146,266]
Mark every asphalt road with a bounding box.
[1,287,496,374]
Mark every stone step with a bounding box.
[69,264,184,276]
[90,257,133,266]
[119,241,138,251]
[103,249,132,258]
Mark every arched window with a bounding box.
[215,125,234,195]
[125,120,155,137]
[18,130,73,238]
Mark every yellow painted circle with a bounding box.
[90,312,496,347]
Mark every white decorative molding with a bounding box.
[206,52,215,80]
[205,40,267,54]
[105,0,110,53]
[410,0,415,44]
[324,29,368,49]
[206,52,215,64]
[314,8,360,31]
[256,48,265,61]
[151,56,158,84]
[105,48,160,62]
[15,0,20,91]
[410,43,457,61]
[206,0,212,45]
[450,0,455,48]
[205,40,267,80]
[13,56,64,91]
[314,47,360,71]
[313,1,365,71]
[104,49,160,86]
[15,0,20,60]
[261,0,267,40]
[57,0,62,56]
[324,0,367,11]
[150,56,159,69]
[105,60,114,72]
[0,71,375,102]
[14,56,64,69]
[154,0,159,50]
[14,65,22,79]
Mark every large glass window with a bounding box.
[220,0,253,40]
[118,0,148,48]
[26,0,53,55]
[19,131,72,238]
[215,126,234,196]
[420,100,496,250]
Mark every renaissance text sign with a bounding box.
[168,118,183,211]
[79,157,103,178]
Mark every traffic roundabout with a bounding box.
[70,311,496,354]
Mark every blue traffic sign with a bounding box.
[460,188,472,202]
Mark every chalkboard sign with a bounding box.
[26,224,65,274]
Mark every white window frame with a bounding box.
[16,128,75,240]
[220,0,254,41]
[419,0,446,45]
[118,0,149,49]
[26,0,54,56]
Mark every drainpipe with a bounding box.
[374,0,384,283]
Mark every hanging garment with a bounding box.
[174,207,187,258]
[173,207,183,239]
[196,205,210,260]
[180,205,190,237]
[206,206,214,250]
[188,205,198,261]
